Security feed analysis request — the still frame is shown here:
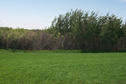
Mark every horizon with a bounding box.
[0,0,126,29]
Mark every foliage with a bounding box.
[0,9,126,51]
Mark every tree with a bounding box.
[99,15,123,51]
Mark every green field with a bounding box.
[0,50,126,84]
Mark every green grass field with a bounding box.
[0,50,126,84]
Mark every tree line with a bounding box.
[0,9,126,52]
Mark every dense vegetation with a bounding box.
[0,9,126,51]
[0,50,126,84]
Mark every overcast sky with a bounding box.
[0,0,126,29]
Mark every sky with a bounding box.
[0,0,126,29]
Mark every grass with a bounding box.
[0,50,126,84]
